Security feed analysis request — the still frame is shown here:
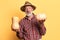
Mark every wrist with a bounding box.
[39,20,45,24]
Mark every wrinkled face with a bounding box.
[25,6,33,14]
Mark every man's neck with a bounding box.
[28,14,34,20]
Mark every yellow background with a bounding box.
[0,0,60,40]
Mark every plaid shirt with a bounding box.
[16,14,46,40]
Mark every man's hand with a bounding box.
[36,13,47,23]
[12,16,20,31]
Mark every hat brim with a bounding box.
[20,5,36,12]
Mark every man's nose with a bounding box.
[26,9,29,12]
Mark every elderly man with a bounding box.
[11,1,46,40]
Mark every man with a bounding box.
[11,1,46,40]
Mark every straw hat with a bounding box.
[20,1,36,12]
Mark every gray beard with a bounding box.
[26,13,33,17]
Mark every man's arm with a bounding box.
[36,14,47,35]
[11,17,24,39]
[39,20,46,35]
[16,19,24,39]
